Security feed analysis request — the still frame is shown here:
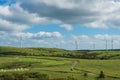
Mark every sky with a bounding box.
[0,0,120,50]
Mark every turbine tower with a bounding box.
[93,42,95,50]
[111,38,114,50]
[75,40,78,50]
[20,35,23,48]
[105,39,108,50]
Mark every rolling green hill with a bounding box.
[0,46,120,80]
[0,56,119,80]
[0,46,120,59]
[0,46,71,56]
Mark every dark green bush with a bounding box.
[98,71,105,78]
[1,74,15,80]
[0,72,49,80]
[83,72,88,77]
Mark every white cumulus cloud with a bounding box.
[0,6,11,16]
[0,18,28,32]
[60,24,73,31]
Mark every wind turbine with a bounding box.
[20,35,23,48]
[89,41,96,50]
[93,42,96,50]
[75,40,78,50]
[111,38,114,50]
[105,39,108,51]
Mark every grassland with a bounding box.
[0,46,120,80]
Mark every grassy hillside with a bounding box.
[0,46,120,59]
[89,50,120,59]
[0,46,120,80]
[0,46,71,56]
[0,56,119,80]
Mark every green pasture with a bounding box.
[0,46,120,59]
[0,56,119,80]
[0,46,120,80]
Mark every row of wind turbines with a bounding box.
[19,35,119,50]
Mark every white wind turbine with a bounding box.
[20,35,23,48]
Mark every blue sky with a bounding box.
[0,0,120,50]
[0,0,7,4]
[26,24,120,35]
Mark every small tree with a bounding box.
[83,72,88,80]
[98,71,105,78]
[83,72,88,77]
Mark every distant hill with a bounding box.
[0,46,120,59]
[0,46,71,56]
